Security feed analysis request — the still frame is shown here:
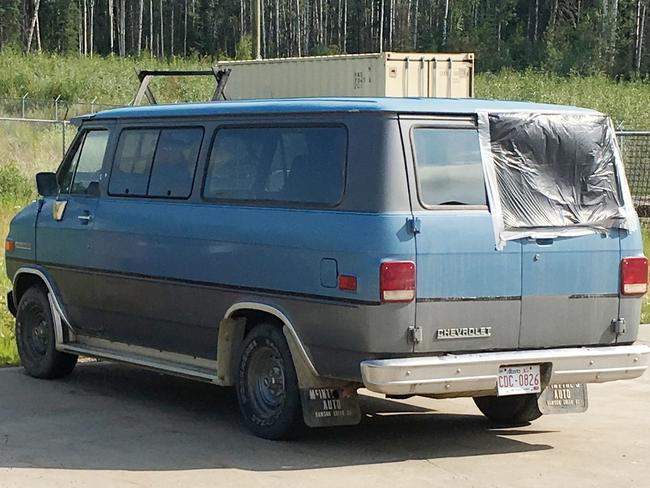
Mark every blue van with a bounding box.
[4,98,649,439]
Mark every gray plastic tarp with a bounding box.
[477,111,636,249]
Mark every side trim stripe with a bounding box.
[568,293,619,299]
[417,296,520,303]
[38,261,381,307]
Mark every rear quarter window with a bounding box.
[412,128,486,207]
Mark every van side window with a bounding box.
[109,129,158,196]
[148,128,203,198]
[412,128,486,206]
[109,128,203,198]
[58,130,109,195]
[203,126,347,206]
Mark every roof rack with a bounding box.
[132,67,232,106]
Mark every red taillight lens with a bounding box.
[621,256,648,296]
[4,239,15,253]
[380,261,416,302]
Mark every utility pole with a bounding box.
[256,0,262,59]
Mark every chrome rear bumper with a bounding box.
[360,345,650,396]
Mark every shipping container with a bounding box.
[216,52,474,99]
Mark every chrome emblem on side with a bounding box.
[436,327,492,340]
[14,241,32,251]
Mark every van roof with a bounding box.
[90,97,599,120]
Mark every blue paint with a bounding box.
[521,231,621,296]
[5,201,38,263]
[88,198,415,302]
[413,210,522,298]
[320,259,338,288]
[91,97,598,121]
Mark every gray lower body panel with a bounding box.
[520,295,637,348]
[415,299,521,352]
[10,260,414,381]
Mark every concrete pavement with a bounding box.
[0,327,648,487]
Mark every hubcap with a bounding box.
[247,345,286,420]
[21,304,50,361]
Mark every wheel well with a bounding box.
[13,273,48,306]
[230,309,284,337]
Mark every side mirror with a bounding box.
[36,172,58,197]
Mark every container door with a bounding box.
[428,59,473,98]
[400,117,523,353]
[519,232,621,348]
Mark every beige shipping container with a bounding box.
[216,52,474,99]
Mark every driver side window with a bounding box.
[58,130,109,195]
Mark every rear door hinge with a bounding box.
[611,318,626,335]
[407,325,423,344]
[407,217,421,235]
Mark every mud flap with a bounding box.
[6,291,16,317]
[300,386,361,428]
[538,384,588,414]
[283,327,361,428]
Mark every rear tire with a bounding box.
[236,323,304,440]
[473,394,542,425]
[15,286,77,379]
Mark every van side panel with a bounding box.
[57,114,416,379]
[86,205,415,359]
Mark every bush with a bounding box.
[0,163,34,206]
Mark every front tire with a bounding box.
[15,285,77,379]
[236,323,304,440]
[473,394,542,425]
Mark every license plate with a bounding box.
[497,364,541,396]
[538,384,588,414]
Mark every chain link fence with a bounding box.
[0,96,123,121]
[618,131,650,216]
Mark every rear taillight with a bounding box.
[380,261,416,303]
[621,256,648,296]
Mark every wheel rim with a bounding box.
[246,345,286,420]
[21,303,50,361]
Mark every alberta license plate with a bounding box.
[497,364,541,396]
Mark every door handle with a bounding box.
[527,237,554,246]
[78,214,93,223]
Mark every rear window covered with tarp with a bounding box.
[484,113,628,232]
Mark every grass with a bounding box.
[0,51,221,106]
[0,52,649,128]
[0,207,19,366]
[642,224,650,324]
[0,166,34,366]
[476,70,650,130]
[0,150,47,366]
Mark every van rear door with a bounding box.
[519,232,621,348]
[485,112,632,349]
[399,116,523,353]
